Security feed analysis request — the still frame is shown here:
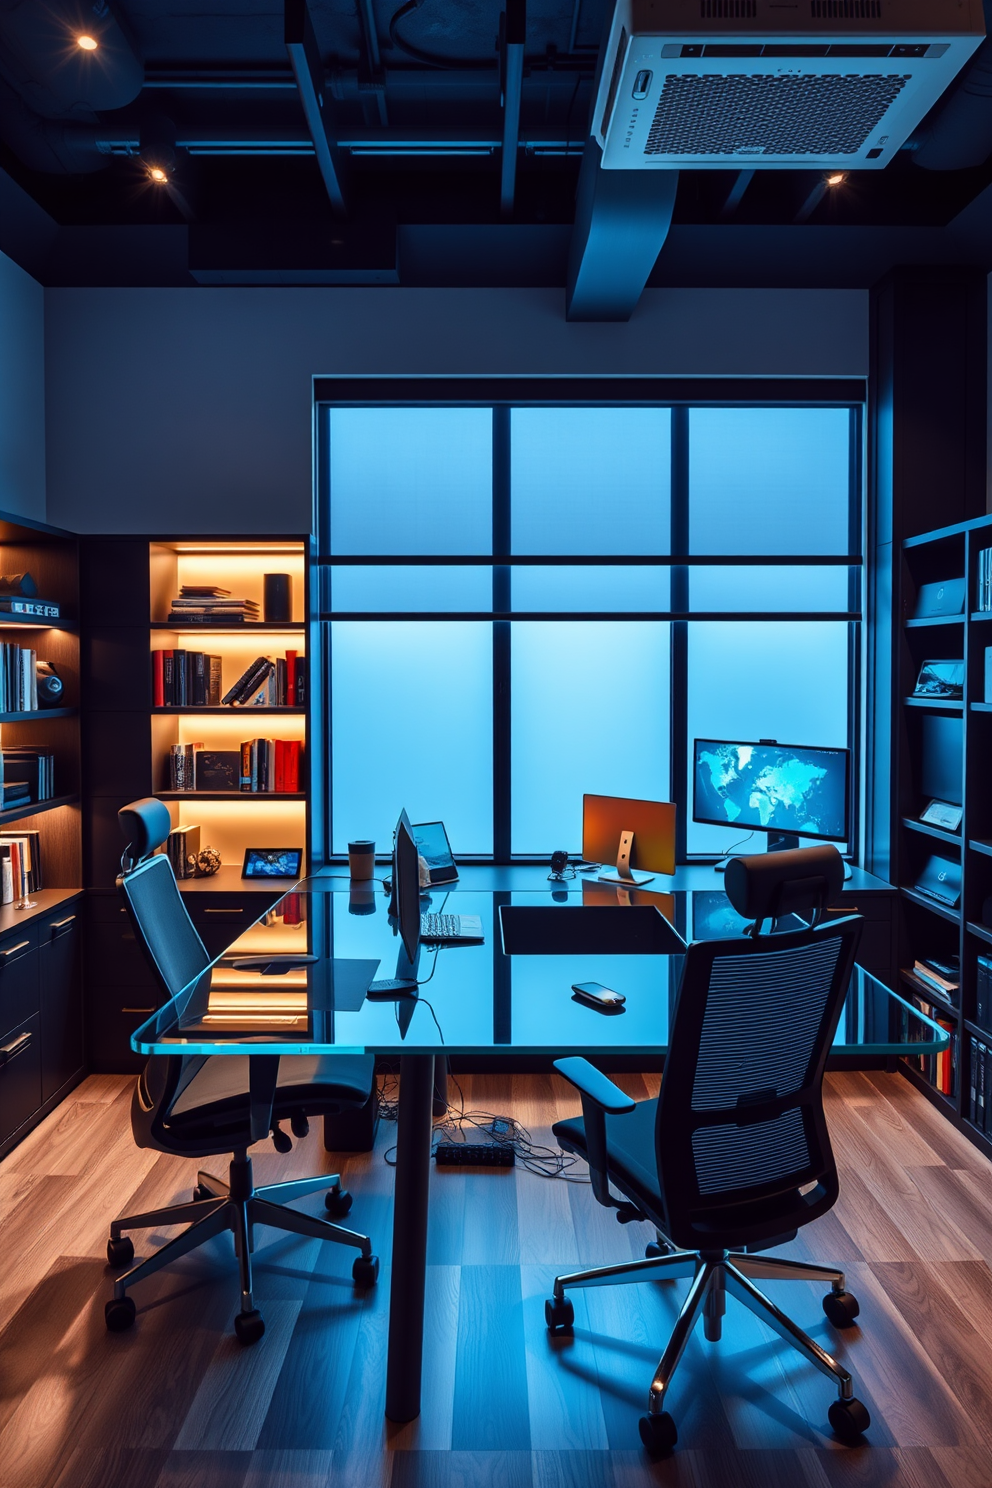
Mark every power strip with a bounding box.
[435,1141,515,1168]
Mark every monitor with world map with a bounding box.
[692,738,850,849]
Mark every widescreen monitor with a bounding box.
[692,738,850,848]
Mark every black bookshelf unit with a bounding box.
[81,535,315,1070]
[896,515,992,1154]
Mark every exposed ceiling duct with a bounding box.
[0,73,119,172]
[912,0,992,169]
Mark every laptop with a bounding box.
[412,819,459,885]
[420,908,485,945]
[914,854,961,907]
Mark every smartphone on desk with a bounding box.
[571,980,626,1012]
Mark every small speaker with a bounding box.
[36,661,63,708]
[263,573,292,623]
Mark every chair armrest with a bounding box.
[554,1057,636,1114]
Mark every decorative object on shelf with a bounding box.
[913,853,961,907]
[241,847,303,879]
[167,586,259,624]
[0,572,37,596]
[913,577,965,620]
[920,799,963,832]
[193,750,240,792]
[263,573,292,623]
[913,659,964,701]
[167,824,200,879]
[35,661,63,708]
[195,845,222,877]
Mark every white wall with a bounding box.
[0,250,45,523]
[44,286,869,534]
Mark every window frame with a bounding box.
[314,378,865,866]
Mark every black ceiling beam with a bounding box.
[566,141,678,321]
[500,0,526,219]
[285,0,348,216]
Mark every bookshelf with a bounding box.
[0,510,84,1156]
[896,515,992,1154]
[81,534,316,1070]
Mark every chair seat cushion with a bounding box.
[554,1098,664,1219]
[170,1053,375,1125]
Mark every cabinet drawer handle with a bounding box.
[122,1007,154,1015]
[50,916,76,937]
[0,1031,31,1066]
[204,908,243,915]
[0,941,30,960]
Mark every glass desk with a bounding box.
[132,878,948,1422]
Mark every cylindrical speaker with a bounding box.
[263,573,292,623]
[36,661,63,707]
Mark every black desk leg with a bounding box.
[385,1052,435,1422]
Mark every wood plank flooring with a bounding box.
[3,1069,992,1487]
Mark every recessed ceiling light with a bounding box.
[76,34,98,51]
[826,172,847,187]
[148,166,168,183]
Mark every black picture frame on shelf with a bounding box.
[242,847,303,879]
[913,659,965,701]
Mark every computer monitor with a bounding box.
[582,794,677,886]
[372,808,422,993]
[692,738,850,852]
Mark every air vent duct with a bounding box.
[592,0,983,169]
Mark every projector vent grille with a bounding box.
[811,0,882,18]
[701,0,757,16]
[644,71,907,155]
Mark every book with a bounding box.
[152,650,165,706]
[194,750,240,792]
[286,650,297,704]
[294,654,307,706]
[208,655,222,706]
[180,586,231,597]
[912,959,959,994]
[167,824,201,879]
[0,598,59,619]
[222,657,273,706]
[168,742,203,792]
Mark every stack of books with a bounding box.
[0,830,42,902]
[167,586,260,624]
[1,748,54,807]
[167,742,203,792]
[904,954,959,1007]
[167,824,200,879]
[153,650,222,706]
[240,738,302,793]
[901,994,956,1096]
[978,548,992,612]
[221,654,306,708]
[0,642,39,712]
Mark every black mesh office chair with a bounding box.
[545,845,870,1454]
[104,798,379,1345]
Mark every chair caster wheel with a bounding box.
[234,1309,265,1345]
[828,1397,870,1443]
[352,1254,379,1287]
[545,1295,574,1334]
[106,1236,134,1268]
[823,1290,860,1328]
[105,1296,136,1332]
[325,1185,353,1217]
[639,1411,678,1456]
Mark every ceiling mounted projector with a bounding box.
[593,0,984,170]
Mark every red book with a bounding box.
[152,650,164,707]
[282,892,301,925]
[288,740,301,793]
[274,739,286,794]
[285,650,297,704]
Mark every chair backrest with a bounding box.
[655,848,861,1251]
[117,797,214,1150]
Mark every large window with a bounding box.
[317,392,862,862]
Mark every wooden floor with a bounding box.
[3,1069,992,1488]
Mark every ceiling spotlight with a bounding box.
[76,34,98,51]
[140,113,178,183]
[826,172,847,187]
[148,166,168,183]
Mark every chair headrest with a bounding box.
[118,797,172,867]
[724,844,844,928]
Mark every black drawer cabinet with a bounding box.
[0,925,39,1036]
[0,1014,42,1149]
[39,908,83,1103]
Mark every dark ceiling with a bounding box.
[2,0,992,296]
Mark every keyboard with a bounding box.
[420,912,484,944]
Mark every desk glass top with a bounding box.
[132,876,949,1060]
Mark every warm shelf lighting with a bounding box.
[76,33,98,50]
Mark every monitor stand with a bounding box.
[598,830,655,887]
[368,932,420,996]
[767,833,800,853]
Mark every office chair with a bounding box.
[545,844,871,1454]
[104,798,379,1345]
